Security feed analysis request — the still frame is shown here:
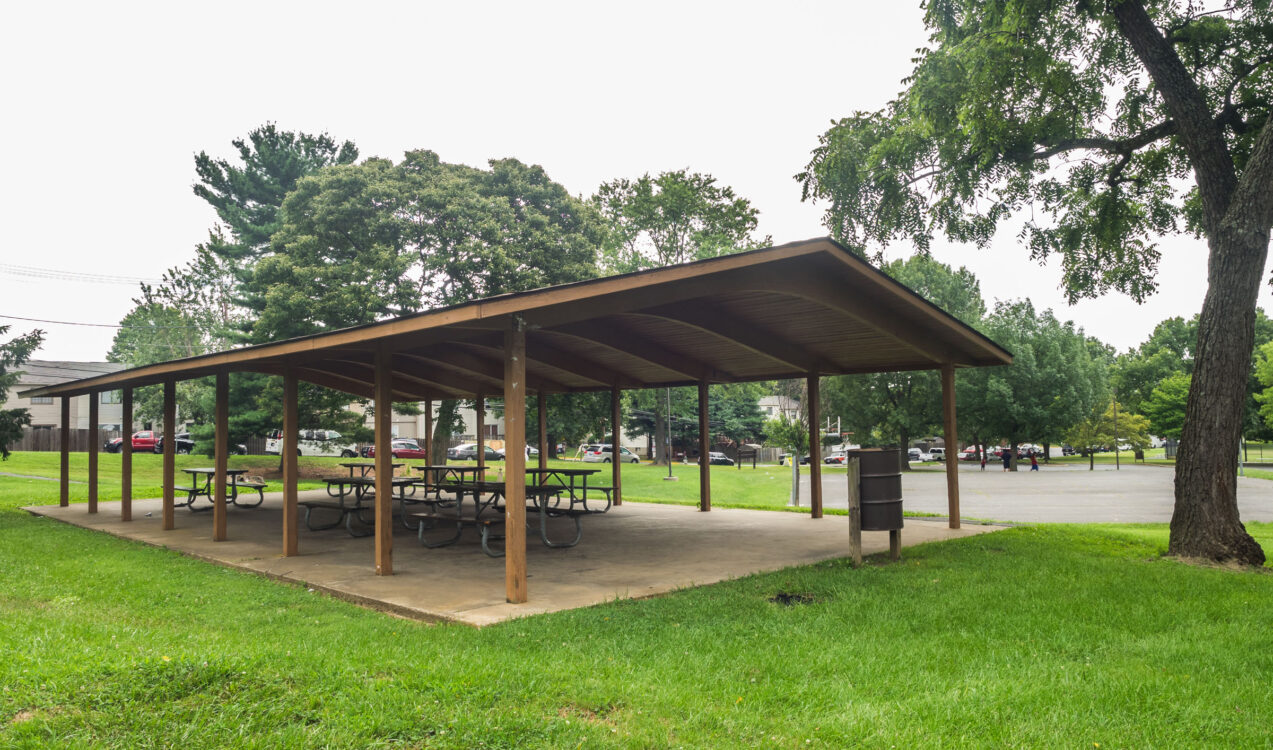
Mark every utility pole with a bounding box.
[1113,387,1120,471]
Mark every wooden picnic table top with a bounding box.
[183,467,248,476]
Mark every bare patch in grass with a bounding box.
[768,592,816,606]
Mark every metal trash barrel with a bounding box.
[849,448,903,531]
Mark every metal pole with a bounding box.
[790,453,800,507]
[1114,389,1120,471]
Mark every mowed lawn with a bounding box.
[2,453,1273,747]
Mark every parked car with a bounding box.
[707,451,734,466]
[929,447,946,461]
[447,443,502,462]
[825,451,848,465]
[495,445,540,458]
[907,447,934,462]
[778,454,814,466]
[580,444,641,463]
[957,448,981,461]
[1061,444,1075,456]
[103,430,159,453]
[265,429,358,458]
[159,432,248,455]
[366,438,428,459]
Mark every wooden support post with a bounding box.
[505,322,528,603]
[537,395,548,472]
[424,398,433,465]
[475,392,485,479]
[59,396,70,507]
[890,529,902,561]
[807,375,823,519]
[611,387,622,505]
[374,345,394,576]
[698,381,710,512]
[121,388,132,521]
[941,363,961,530]
[87,392,98,514]
[282,366,299,557]
[847,456,862,567]
[162,380,176,530]
[213,371,228,542]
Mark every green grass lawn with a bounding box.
[2,453,1273,747]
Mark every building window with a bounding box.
[30,396,53,405]
[100,391,121,404]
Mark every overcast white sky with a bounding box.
[2,1,1268,361]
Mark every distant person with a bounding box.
[980,451,986,471]
[1002,449,1011,472]
[1030,451,1039,471]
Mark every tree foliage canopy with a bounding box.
[0,326,44,459]
[799,1,1273,301]
[593,169,769,272]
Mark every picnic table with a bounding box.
[173,468,265,511]
[338,461,403,478]
[526,467,611,512]
[414,464,485,500]
[303,475,419,537]
[415,478,605,557]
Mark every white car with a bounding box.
[495,445,540,458]
[264,429,358,458]
[929,447,946,461]
[908,448,933,462]
[580,444,640,463]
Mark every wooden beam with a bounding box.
[306,359,459,400]
[537,395,548,471]
[460,339,626,389]
[87,392,98,513]
[629,307,829,372]
[282,366,299,557]
[547,323,728,381]
[374,345,394,576]
[504,323,528,603]
[753,271,959,365]
[213,371,228,542]
[121,388,132,521]
[59,396,69,507]
[848,456,862,567]
[424,398,434,465]
[699,381,710,512]
[475,392,486,477]
[612,386,622,506]
[942,363,961,529]
[162,380,176,530]
[400,348,572,395]
[807,375,823,519]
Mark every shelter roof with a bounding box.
[21,238,1011,400]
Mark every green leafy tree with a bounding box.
[798,1,1273,564]
[1252,341,1273,432]
[592,169,770,272]
[265,150,607,459]
[1065,401,1152,471]
[958,300,1105,469]
[764,414,808,457]
[1143,372,1192,440]
[824,254,985,470]
[0,326,45,459]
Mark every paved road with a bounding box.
[794,463,1273,523]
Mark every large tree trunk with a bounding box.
[431,399,459,464]
[1172,228,1268,565]
[1113,0,1272,566]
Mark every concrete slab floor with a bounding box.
[26,491,1003,626]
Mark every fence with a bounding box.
[13,428,121,453]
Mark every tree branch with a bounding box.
[1226,116,1273,235]
[1112,0,1237,234]
[1030,119,1177,161]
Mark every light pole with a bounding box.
[1113,386,1120,471]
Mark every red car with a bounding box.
[366,438,428,459]
[104,430,161,453]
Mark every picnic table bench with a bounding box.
[175,468,264,511]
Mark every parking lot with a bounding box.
[804,463,1273,524]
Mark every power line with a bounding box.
[0,263,162,286]
[0,314,204,329]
